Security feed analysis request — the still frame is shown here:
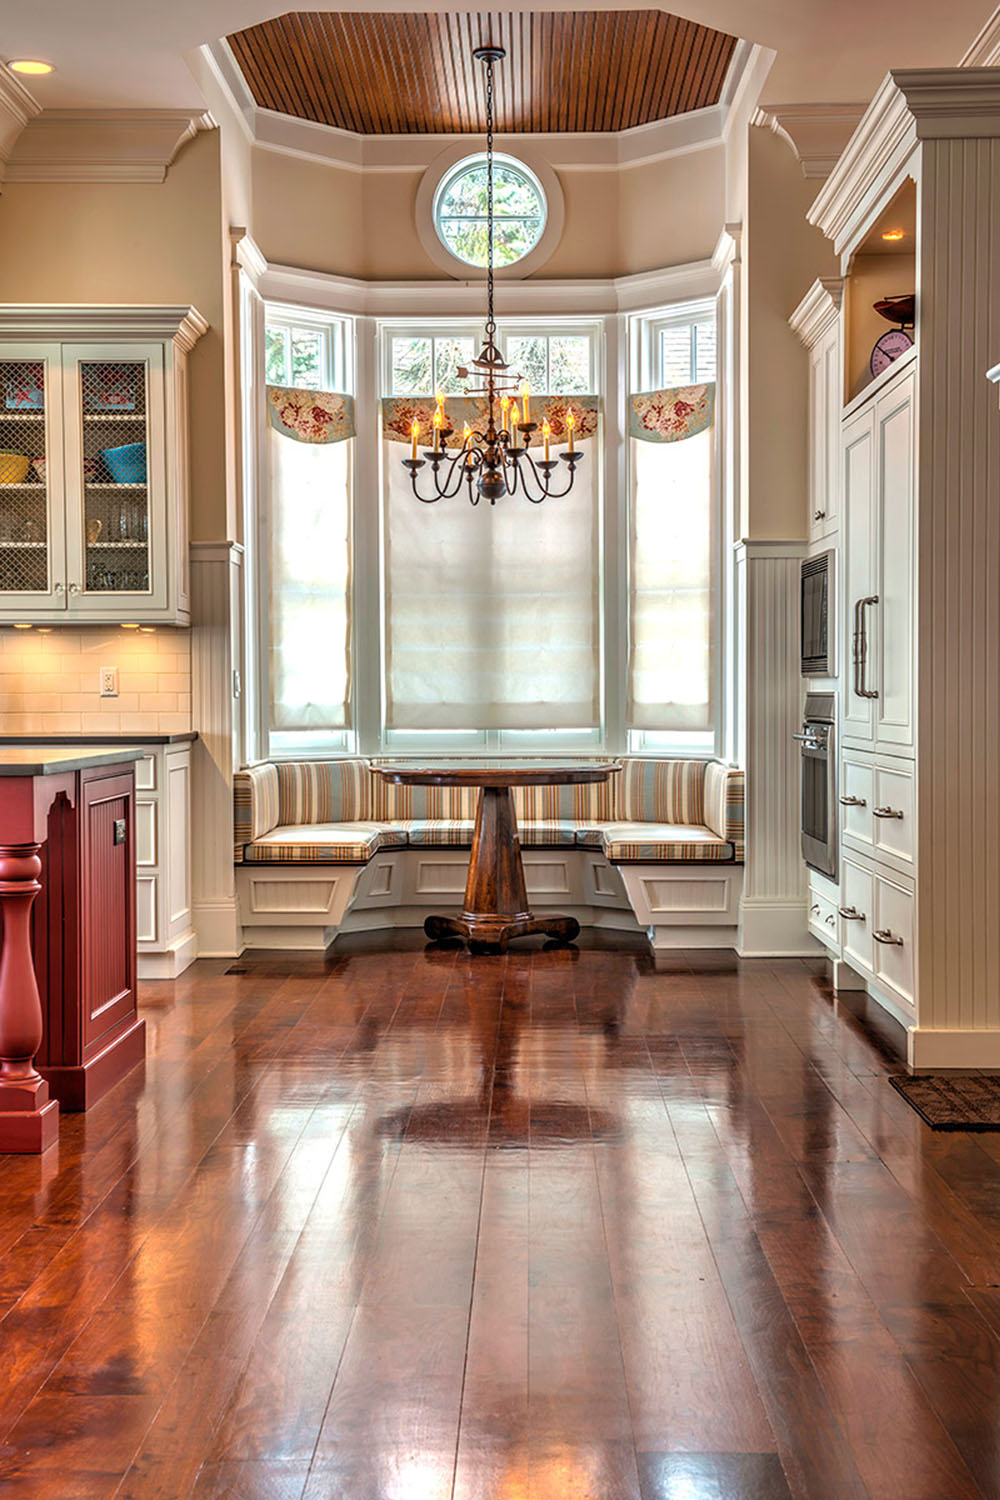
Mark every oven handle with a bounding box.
[792,733,823,747]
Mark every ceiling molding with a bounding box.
[3,109,216,184]
[788,277,844,349]
[959,5,1000,64]
[248,245,722,319]
[0,65,42,184]
[810,67,1000,253]
[752,103,865,178]
[0,304,209,352]
[200,38,764,175]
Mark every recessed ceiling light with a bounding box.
[881,228,905,242]
[8,59,54,76]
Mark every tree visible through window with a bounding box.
[434,154,546,269]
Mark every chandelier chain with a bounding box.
[485,56,495,341]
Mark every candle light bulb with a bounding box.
[542,418,551,461]
[511,398,520,427]
[567,408,576,444]
[432,407,442,453]
[501,395,510,432]
[410,419,420,461]
[521,383,531,423]
[463,421,472,451]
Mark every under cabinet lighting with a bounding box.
[8,60,54,76]
[881,228,905,242]
[120,623,140,630]
[12,622,32,629]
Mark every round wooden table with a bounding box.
[375,762,620,952]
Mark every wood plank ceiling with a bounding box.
[227,12,739,134]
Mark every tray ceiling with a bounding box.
[226,11,739,135]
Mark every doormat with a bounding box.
[889,1073,1000,1129]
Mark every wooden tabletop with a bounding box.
[374,761,621,788]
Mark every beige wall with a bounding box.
[250,142,724,281]
[0,624,190,734]
[741,125,839,538]
[0,129,229,541]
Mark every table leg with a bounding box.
[0,844,59,1153]
[423,786,581,952]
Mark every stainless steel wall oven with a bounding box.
[796,692,837,878]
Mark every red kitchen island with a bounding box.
[0,747,144,1152]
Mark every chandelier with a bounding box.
[403,44,584,506]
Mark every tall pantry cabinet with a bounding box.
[808,67,1000,1066]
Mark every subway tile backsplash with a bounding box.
[0,627,191,735]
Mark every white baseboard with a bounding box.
[241,925,337,950]
[831,956,867,992]
[194,898,244,958]
[738,897,820,957]
[651,924,738,953]
[138,929,198,979]
[907,1027,1000,1069]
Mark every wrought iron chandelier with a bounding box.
[403,44,584,506]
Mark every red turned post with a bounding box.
[0,843,59,1153]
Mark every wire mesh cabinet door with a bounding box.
[62,343,169,615]
[0,344,69,613]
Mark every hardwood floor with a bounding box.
[2,933,1000,1499]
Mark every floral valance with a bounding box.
[267,386,356,444]
[629,382,715,442]
[382,394,600,446]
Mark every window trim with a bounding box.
[414,142,566,280]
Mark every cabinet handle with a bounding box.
[840,795,866,807]
[859,595,879,699]
[825,914,836,927]
[873,928,903,946]
[852,598,862,697]
[814,509,826,521]
[839,905,865,921]
[873,806,903,819]
[810,902,820,915]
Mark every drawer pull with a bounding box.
[825,914,836,927]
[838,905,865,922]
[814,509,826,521]
[840,795,866,807]
[810,903,820,915]
[873,928,904,946]
[873,806,903,819]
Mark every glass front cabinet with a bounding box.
[0,308,207,622]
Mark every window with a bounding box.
[262,306,354,757]
[386,326,595,400]
[432,153,546,269]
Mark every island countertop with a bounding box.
[0,746,147,777]
[0,733,197,746]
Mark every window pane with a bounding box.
[505,336,547,394]
[435,156,546,269]
[660,326,693,386]
[549,336,591,394]
[290,328,323,389]
[434,337,475,395]
[265,327,288,385]
[392,337,433,396]
[694,321,717,382]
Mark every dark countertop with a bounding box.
[0,733,197,745]
[0,746,147,776]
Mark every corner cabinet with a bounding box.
[0,307,207,624]
[790,278,844,544]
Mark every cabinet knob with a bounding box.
[68,582,80,595]
[814,509,826,521]
[54,582,64,595]
[873,928,904,946]
[873,806,904,819]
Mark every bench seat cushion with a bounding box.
[243,822,406,864]
[577,822,734,862]
[395,818,583,848]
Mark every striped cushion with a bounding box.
[243,822,398,864]
[617,760,706,823]
[369,778,477,822]
[579,822,734,863]
[397,819,475,846]
[513,781,616,822]
[276,759,371,826]
[233,764,280,859]
[704,762,744,860]
[520,819,579,846]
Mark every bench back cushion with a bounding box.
[276,759,371,825]
[703,761,745,860]
[616,760,705,823]
[233,763,280,858]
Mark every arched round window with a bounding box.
[432,153,547,270]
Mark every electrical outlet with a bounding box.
[99,667,119,697]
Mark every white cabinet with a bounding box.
[839,854,915,1018]
[841,358,916,757]
[0,308,206,624]
[809,324,841,541]
[841,751,914,875]
[135,741,195,978]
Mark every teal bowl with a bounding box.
[101,442,147,484]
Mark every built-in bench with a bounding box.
[233,758,744,960]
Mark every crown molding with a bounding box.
[712,222,742,272]
[752,103,865,178]
[0,304,209,352]
[230,226,267,283]
[0,65,41,183]
[3,109,216,184]
[959,5,1000,64]
[789,277,844,349]
[199,37,765,176]
[809,68,1000,253]
[253,254,722,320]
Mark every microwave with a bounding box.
[801,551,833,676]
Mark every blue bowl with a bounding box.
[101,442,147,484]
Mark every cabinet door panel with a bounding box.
[0,346,68,612]
[841,858,873,973]
[873,764,914,866]
[842,407,876,743]
[80,770,137,1050]
[841,757,874,853]
[876,372,915,751]
[873,875,914,1009]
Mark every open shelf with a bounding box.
[843,178,917,404]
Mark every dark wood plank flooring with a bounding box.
[2,933,999,1499]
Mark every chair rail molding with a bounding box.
[191,541,244,958]
[735,539,817,957]
[3,109,216,184]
